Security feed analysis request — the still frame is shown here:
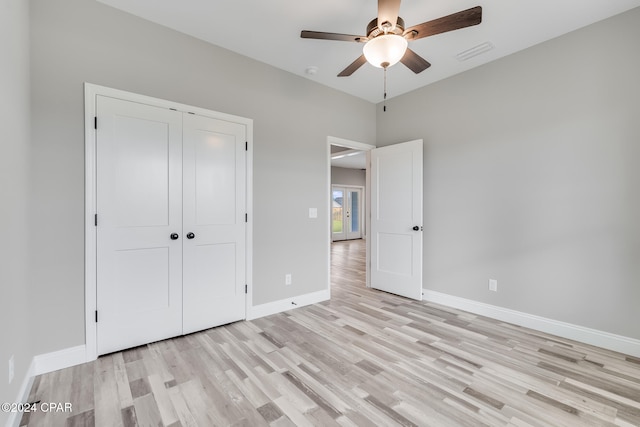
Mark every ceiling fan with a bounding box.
[301,0,482,77]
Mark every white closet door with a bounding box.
[182,114,247,334]
[96,96,183,355]
[371,140,423,300]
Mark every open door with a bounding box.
[370,140,423,300]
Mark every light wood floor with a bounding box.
[22,239,640,426]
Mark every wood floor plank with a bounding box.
[272,395,313,427]
[167,384,199,427]
[93,355,125,427]
[66,409,96,427]
[147,373,180,426]
[21,239,640,426]
[69,362,95,415]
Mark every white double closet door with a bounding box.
[96,96,246,355]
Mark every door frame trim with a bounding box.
[327,136,375,290]
[84,83,253,361]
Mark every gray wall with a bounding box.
[0,0,32,420]
[377,8,640,340]
[29,0,375,355]
[331,166,366,187]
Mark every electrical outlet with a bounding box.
[9,355,14,384]
[489,279,498,292]
[285,274,292,285]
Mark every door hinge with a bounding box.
[245,213,248,223]
[94,214,98,226]
[94,117,97,129]
[245,284,248,294]
[95,310,98,323]
[245,141,248,151]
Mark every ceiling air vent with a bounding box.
[455,41,494,62]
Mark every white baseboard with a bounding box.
[423,289,640,358]
[247,289,330,320]
[5,358,36,427]
[32,345,87,376]
[6,346,87,427]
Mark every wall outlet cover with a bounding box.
[285,274,292,285]
[489,279,498,292]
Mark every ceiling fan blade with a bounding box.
[377,0,402,29]
[400,49,431,74]
[301,31,366,43]
[404,6,482,41]
[338,55,367,77]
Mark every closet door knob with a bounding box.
[170,233,179,240]
[186,232,195,239]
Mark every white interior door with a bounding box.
[182,114,246,334]
[332,186,363,241]
[96,96,183,355]
[370,140,423,300]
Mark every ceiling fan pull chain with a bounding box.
[383,66,387,112]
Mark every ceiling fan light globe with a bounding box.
[363,34,408,68]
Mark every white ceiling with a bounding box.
[97,0,640,103]
[331,149,367,170]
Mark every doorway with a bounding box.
[327,137,424,298]
[328,136,375,290]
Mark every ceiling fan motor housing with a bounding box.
[367,16,405,39]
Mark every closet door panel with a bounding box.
[182,114,247,334]
[194,131,237,225]
[96,96,183,355]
